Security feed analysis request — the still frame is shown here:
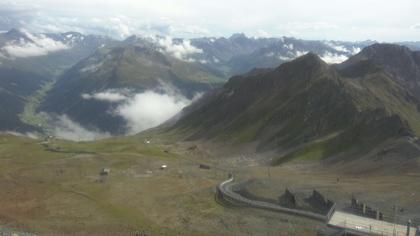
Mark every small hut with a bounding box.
[199,164,210,170]
[100,168,111,176]
[278,188,297,208]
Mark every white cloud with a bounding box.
[294,50,308,57]
[325,42,349,53]
[411,23,420,30]
[81,90,128,102]
[1,29,70,58]
[116,90,191,134]
[79,62,103,73]
[351,47,361,54]
[278,50,308,61]
[255,29,271,38]
[278,55,293,61]
[2,0,420,41]
[108,16,133,38]
[0,131,38,139]
[320,52,348,64]
[79,83,200,135]
[157,37,202,61]
[53,115,110,141]
[282,22,339,31]
[168,23,211,36]
[284,43,294,50]
[324,42,361,55]
[265,52,275,57]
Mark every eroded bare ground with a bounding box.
[0,135,419,235]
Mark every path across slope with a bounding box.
[217,177,418,236]
[217,176,336,222]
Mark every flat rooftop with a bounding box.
[328,211,417,236]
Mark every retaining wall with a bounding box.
[217,177,336,222]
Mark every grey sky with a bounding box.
[1,0,420,41]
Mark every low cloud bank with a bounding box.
[81,83,201,135]
[54,82,200,139]
[81,90,128,102]
[2,29,70,58]
[0,131,38,139]
[79,62,103,73]
[52,115,111,141]
[116,90,194,134]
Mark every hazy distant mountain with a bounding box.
[0,29,115,133]
[0,28,115,77]
[119,33,372,79]
[166,48,420,164]
[2,29,420,139]
[186,34,373,77]
[121,34,420,81]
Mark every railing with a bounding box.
[217,176,335,222]
[330,218,410,236]
[217,177,418,236]
[326,202,337,221]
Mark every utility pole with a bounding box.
[406,219,411,236]
[344,218,347,236]
[266,165,271,179]
[393,204,398,236]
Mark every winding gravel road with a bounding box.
[217,175,335,222]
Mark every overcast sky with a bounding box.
[1,0,420,41]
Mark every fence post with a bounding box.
[407,219,411,236]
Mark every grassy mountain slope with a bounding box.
[165,52,420,164]
[338,43,420,99]
[0,67,49,132]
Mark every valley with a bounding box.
[0,23,420,236]
[19,80,55,134]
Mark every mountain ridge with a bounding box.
[338,43,420,99]
[162,47,420,165]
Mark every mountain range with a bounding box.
[1,28,420,155]
[30,31,376,134]
[163,44,420,167]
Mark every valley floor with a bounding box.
[0,134,419,235]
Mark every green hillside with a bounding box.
[166,52,420,163]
